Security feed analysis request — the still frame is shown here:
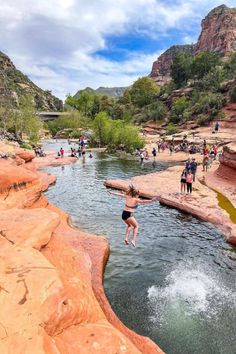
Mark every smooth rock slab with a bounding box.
[0,238,64,340]
[0,208,60,250]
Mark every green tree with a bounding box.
[65,94,80,109]
[65,91,94,115]
[92,112,111,146]
[170,96,189,123]
[191,52,220,80]
[129,77,159,107]
[194,66,225,91]
[91,96,100,117]
[12,94,42,143]
[230,85,236,102]
[118,89,132,105]
[46,110,89,136]
[148,101,167,122]
[223,52,236,78]
[171,52,193,88]
[77,90,93,115]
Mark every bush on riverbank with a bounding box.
[45,110,90,137]
[92,112,144,153]
[0,94,42,145]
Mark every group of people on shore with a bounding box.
[34,146,45,157]
[201,140,219,172]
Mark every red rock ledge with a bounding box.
[0,142,163,354]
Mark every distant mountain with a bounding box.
[0,51,63,111]
[150,4,236,85]
[74,86,128,98]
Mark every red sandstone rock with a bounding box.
[15,147,35,162]
[0,237,64,348]
[0,160,43,210]
[150,45,194,85]
[150,5,236,85]
[34,155,77,168]
[54,321,142,353]
[0,208,60,249]
[0,160,38,191]
[0,143,163,354]
[219,143,236,169]
[195,5,236,55]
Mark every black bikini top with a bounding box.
[125,204,138,209]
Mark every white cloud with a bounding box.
[0,0,235,99]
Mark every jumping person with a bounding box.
[107,185,156,247]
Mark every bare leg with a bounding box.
[124,222,132,244]
[127,217,139,247]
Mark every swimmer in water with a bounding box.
[108,185,156,247]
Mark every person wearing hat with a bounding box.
[190,158,197,182]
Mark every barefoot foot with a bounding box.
[131,240,136,247]
[124,239,129,245]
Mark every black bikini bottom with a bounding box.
[122,210,132,220]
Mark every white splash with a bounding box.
[148,261,236,322]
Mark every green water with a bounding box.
[200,178,236,224]
[43,140,236,354]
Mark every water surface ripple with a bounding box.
[44,141,236,354]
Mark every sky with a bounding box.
[0,0,235,100]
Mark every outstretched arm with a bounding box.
[137,197,158,204]
[107,190,126,198]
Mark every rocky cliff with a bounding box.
[150,45,195,85]
[0,141,163,354]
[194,5,236,55]
[150,4,236,85]
[0,51,63,111]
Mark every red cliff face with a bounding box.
[150,45,194,85]
[150,5,236,85]
[194,5,236,55]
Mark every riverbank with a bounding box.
[105,147,236,246]
[0,141,163,354]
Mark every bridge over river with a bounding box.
[36,111,69,121]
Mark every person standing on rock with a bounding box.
[190,158,197,182]
[202,154,209,172]
[186,170,193,194]
[152,147,157,160]
[185,158,191,171]
[107,185,156,247]
[60,147,64,157]
[214,121,220,133]
[180,168,187,194]
[140,151,144,164]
